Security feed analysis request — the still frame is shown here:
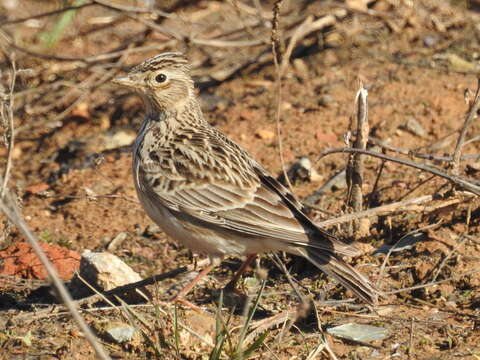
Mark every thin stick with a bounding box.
[0,188,111,360]
[315,192,475,228]
[384,269,480,295]
[270,253,305,303]
[408,317,415,359]
[430,235,468,282]
[347,85,370,237]
[1,59,16,197]
[271,0,293,192]
[368,135,479,163]
[317,148,480,195]
[453,78,480,174]
[76,258,210,306]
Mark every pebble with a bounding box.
[104,323,136,344]
[423,35,438,48]
[72,250,146,302]
[401,117,427,137]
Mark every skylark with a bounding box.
[113,52,378,305]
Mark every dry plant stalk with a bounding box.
[0,62,111,360]
[346,85,370,238]
[270,0,294,192]
[452,78,480,175]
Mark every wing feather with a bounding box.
[137,125,359,257]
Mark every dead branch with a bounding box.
[368,136,480,163]
[452,78,480,174]
[280,14,338,74]
[75,258,210,307]
[0,58,15,197]
[0,2,95,26]
[314,192,475,228]
[317,148,480,195]
[0,184,111,359]
[346,85,370,238]
[270,0,294,193]
[384,269,480,296]
[0,61,110,359]
[430,234,468,283]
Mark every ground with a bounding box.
[0,0,480,359]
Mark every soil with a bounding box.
[1,1,480,359]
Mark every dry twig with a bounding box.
[346,85,370,238]
[452,78,480,174]
[270,0,294,192]
[0,186,111,359]
[315,192,475,228]
[0,58,16,197]
[0,61,110,359]
[318,148,480,195]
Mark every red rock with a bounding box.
[70,102,90,119]
[239,109,258,121]
[315,131,339,145]
[0,241,80,280]
[25,182,50,194]
[255,129,275,142]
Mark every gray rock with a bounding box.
[107,232,128,251]
[104,323,136,344]
[327,323,388,342]
[423,35,438,48]
[374,232,427,255]
[72,250,147,302]
[401,117,427,137]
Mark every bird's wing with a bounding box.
[137,127,358,257]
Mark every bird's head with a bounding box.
[113,52,194,112]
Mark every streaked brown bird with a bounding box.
[113,52,378,305]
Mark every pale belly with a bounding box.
[136,187,259,257]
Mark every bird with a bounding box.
[112,52,378,306]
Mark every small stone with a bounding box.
[199,94,229,112]
[73,250,146,302]
[104,323,136,344]
[327,323,388,342]
[70,102,90,119]
[103,130,136,150]
[107,232,128,251]
[292,58,310,80]
[423,35,438,48]
[281,102,292,111]
[25,182,50,194]
[401,118,427,137]
[255,129,275,142]
[239,109,258,122]
[11,146,22,160]
[144,223,161,235]
[315,131,338,144]
[281,157,322,184]
[317,94,335,107]
[79,250,142,290]
[466,162,480,175]
[444,301,457,309]
[376,306,394,316]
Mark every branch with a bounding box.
[317,148,480,195]
[452,78,480,174]
[0,185,111,360]
[347,85,370,237]
[314,192,475,228]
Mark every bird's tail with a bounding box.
[297,247,379,305]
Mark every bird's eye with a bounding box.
[154,73,167,83]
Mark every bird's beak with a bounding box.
[112,75,136,88]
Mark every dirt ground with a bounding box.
[1,0,480,359]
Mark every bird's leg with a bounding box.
[170,262,215,303]
[224,254,256,291]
